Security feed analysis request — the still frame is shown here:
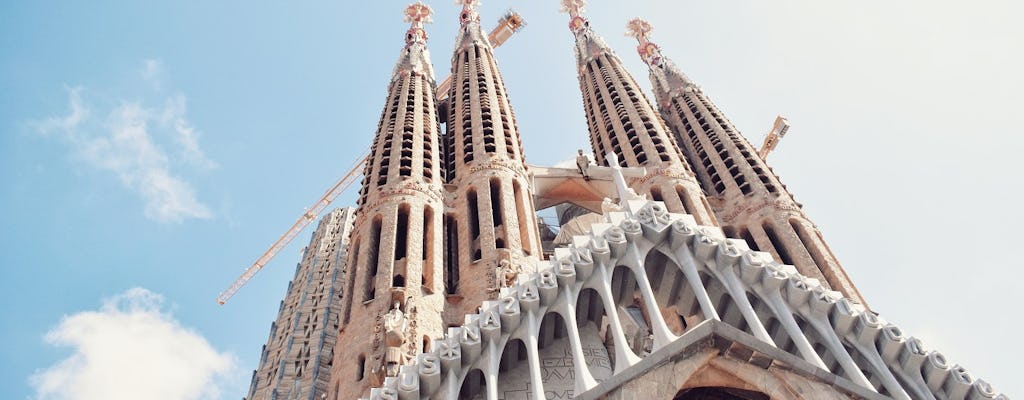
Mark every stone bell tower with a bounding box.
[558,0,719,228]
[627,18,865,305]
[442,0,542,322]
[328,3,446,398]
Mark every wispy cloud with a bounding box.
[35,60,215,223]
[29,288,236,400]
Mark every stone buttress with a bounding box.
[626,18,865,305]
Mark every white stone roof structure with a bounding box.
[361,192,1007,399]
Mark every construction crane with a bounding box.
[435,10,526,101]
[758,115,790,160]
[217,11,526,305]
[217,152,368,305]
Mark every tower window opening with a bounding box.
[356,354,366,381]
[512,180,533,256]
[792,219,828,270]
[763,221,793,265]
[444,214,460,295]
[395,204,409,261]
[676,185,699,222]
[489,178,503,228]
[650,186,663,202]
[468,188,481,240]
[422,206,435,290]
[740,228,759,251]
[363,216,382,301]
[343,238,360,324]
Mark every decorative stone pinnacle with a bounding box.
[559,0,588,32]
[455,0,480,25]
[403,2,433,45]
[627,17,662,66]
[404,2,433,25]
[559,0,586,17]
[625,17,652,39]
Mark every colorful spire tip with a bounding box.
[404,2,434,25]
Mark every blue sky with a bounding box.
[2,1,1022,399]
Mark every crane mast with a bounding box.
[217,152,368,305]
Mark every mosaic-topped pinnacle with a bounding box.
[625,17,652,39]
[627,17,662,66]
[560,0,588,32]
[559,0,586,17]
[455,0,479,9]
[456,0,480,25]
[404,2,433,25]
[403,2,433,45]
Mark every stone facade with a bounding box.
[247,1,1008,399]
[246,208,356,400]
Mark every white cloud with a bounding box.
[36,61,215,223]
[30,288,236,400]
[162,94,217,170]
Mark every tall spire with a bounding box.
[560,1,718,226]
[625,17,697,107]
[560,0,616,65]
[627,18,866,305]
[442,0,542,324]
[329,4,447,398]
[388,2,435,85]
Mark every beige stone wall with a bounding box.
[246,208,355,400]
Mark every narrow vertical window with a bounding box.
[467,188,480,240]
[422,206,435,290]
[444,214,460,295]
[356,354,366,381]
[650,186,664,202]
[763,221,793,265]
[512,180,532,256]
[740,228,759,251]
[676,185,700,224]
[792,219,828,270]
[343,238,360,324]
[490,178,504,227]
[364,217,382,301]
[395,205,409,261]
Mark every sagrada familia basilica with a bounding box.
[241,1,1007,399]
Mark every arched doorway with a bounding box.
[673,387,769,400]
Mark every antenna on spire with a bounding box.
[403,2,433,45]
[627,17,662,66]
[559,0,588,32]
